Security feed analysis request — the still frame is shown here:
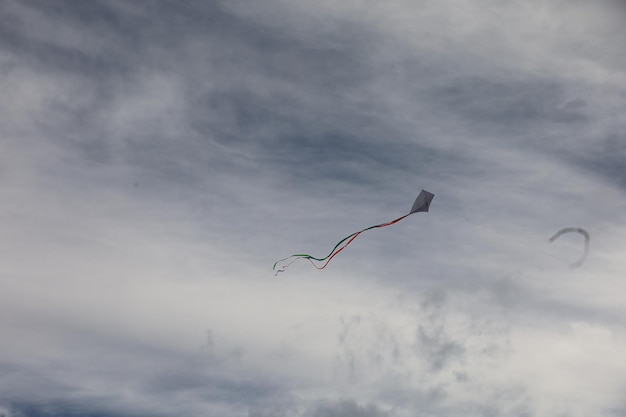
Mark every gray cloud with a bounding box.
[2,0,626,416]
[306,399,388,417]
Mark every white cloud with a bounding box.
[1,0,626,416]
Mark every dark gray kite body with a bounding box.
[410,190,435,214]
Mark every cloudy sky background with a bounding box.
[1,0,626,416]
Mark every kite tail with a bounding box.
[306,231,362,270]
[273,213,411,274]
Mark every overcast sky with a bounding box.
[2,1,626,416]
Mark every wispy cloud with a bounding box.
[1,0,626,416]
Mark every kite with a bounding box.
[548,227,590,268]
[273,189,434,274]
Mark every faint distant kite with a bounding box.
[548,227,590,268]
[273,189,435,274]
